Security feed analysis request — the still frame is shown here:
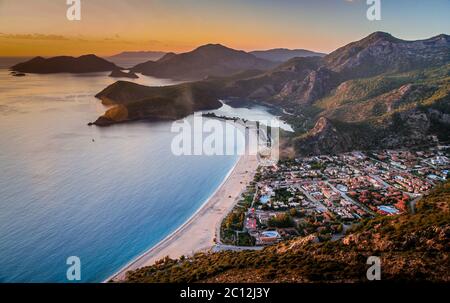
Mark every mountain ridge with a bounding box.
[131,43,277,80]
[11,54,120,73]
[91,32,450,156]
[250,48,326,62]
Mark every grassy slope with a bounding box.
[123,182,450,283]
[283,64,450,154]
[314,64,450,124]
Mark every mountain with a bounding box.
[293,117,354,155]
[109,51,166,60]
[290,63,450,155]
[272,32,450,106]
[11,55,119,74]
[226,32,450,155]
[90,32,450,156]
[324,32,450,77]
[131,44,277,80]
[90,80,222,126]
[107,51,167,68]
[124,181,450,282]
[250,48,326,62]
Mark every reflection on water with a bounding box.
[0,66,292,282]
[0,69,236,282]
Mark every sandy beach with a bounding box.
[108,152,259,281]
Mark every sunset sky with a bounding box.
[0,0,449,56]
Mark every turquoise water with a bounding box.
[0,69,242,282]
[0,64,289,282]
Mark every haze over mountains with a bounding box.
[107,51,167,69]
[250,48,326,62]
[93,32,450,156]
[130,44,278,80]
[107,48,324,70]
[9,32,450,155]
[9,45,325,78]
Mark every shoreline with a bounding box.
[106,152,259,282]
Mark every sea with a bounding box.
[0,57,290,282]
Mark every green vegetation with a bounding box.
[315,65,450,124]
[220,186,255,245]
[310,161,326,170]
[273,188,293,203]
[124,182,450,283]
[237,232,256,246]
[284,64,450,156]
[268,213,294,228]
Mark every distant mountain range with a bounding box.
[108,48,323,70]
[250,48,326,62]
[107,51,167,69]
[8,33,450,155]
[9,46,324,76]
[11,55,119,73]
[130,44,278,80]
[109,51,167,60]
[92,32,450,156]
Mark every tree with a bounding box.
[289,208,298,217]
[268,213,294,228]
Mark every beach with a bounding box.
[108,152,259,282]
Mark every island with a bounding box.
[10,54,120,74]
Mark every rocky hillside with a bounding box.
[11,55,119,73]
[325,32,450,77]
[131,44,276,80]
[272,32,450,106]
[91,32,449,154]
[90,70,264,125]
[91,80,222,126]
[123,181,450,283]
[289,63,450,155]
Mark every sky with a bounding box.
[0,0,449,56]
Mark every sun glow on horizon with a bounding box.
[0,0,449,57]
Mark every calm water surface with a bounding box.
[0,62,289,282]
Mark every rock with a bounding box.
[294,117,353,155]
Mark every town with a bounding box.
[220,145,449,246]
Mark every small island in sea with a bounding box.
[11,54,120,74]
